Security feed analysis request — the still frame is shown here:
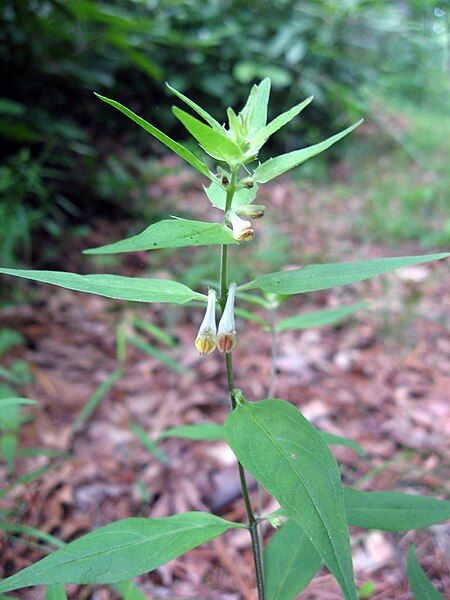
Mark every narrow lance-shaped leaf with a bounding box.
[84,218,237,255]
[251,96,313,152]
[94,94,214,181]
[0,269,205,305]
[173,107,243,164]
[247,77,271,133]
[157,422,364,455]
[277,302,367,332]
[0,398,36,408]
[269,489,450,532]
[166,83,223,132]
[344,488,450,531]
[320,432,365,457]
[407,545,445,599]
[253,119,363,183]
[264,519,322,600]
[158,423,224,441]
[239,253,450,294]
[0,513,244,593]
[224,398,357,600]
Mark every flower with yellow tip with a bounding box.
[195,288,217,356]
[228,211,254,241]
[216,282,237,354]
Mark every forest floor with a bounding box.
[1,163,449,599]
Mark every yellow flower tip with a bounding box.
[216,332,236,354]
[236,227,254,241]
[195,333,216,356]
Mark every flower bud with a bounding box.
[195,288,217,356]
[216,283,237,353]
[240,176,254,189]
[236,204,265,219]
[228,211,254,241]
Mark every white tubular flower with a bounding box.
[195,288,217,356]
[228,211,254,241]
[216,282,237,354]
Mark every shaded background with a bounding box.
[0,1,449,599]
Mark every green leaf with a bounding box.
[0,433,17,470]
[248,78,271,133]
[0,329,25,357]
[158,423,224,441]
[94,94,213,180]
[251,96,313,152]
[278,302,367,332]
[116,580,148,600]
[131,318,176,348]
[204,180,258,210]
[0,398,36,408]
[265,519,322,600]
[320,432,365,457]
[127,336,193,376]
[344,489,450,531]
[0,269,205,305]
[0,513,244,593]
[166,83,223,132]
[240,253,450,295]
[224,398,357,600]
[407,545,445,599]
[253,120,363,183]
[45,584,67,600]
[84,218,237,255]
[0,523,65,549]
[71,369,123,435]
[129,422,171,465]
[173,107,243,164]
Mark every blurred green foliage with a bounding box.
[0,0,447,264]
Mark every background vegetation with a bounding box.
[0,0,448,268]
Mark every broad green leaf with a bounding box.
[94,94,213,180]
[71,369,123,435]
[344,489,450,531]
[248,78,271,133]
[45,584,67,600]
[129,422,170,465]
[0,398,36,408]
[173,107,243,164]
[277,302,367,332]
[166,83,222,132]
[265,519,322,600]
[127,336,193,376]
[0,269,205,305]
[84,218,236,255]
[204,180,258,210]
[253,119,363,183]
[320,432,365,457]
[407,545,445,599]
[240,253,450,295]
[158,423,224,441]
[251,96,313,152]
[0,512,244,593]
[224,398,357,600]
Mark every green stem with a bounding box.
[220,167,266,599]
